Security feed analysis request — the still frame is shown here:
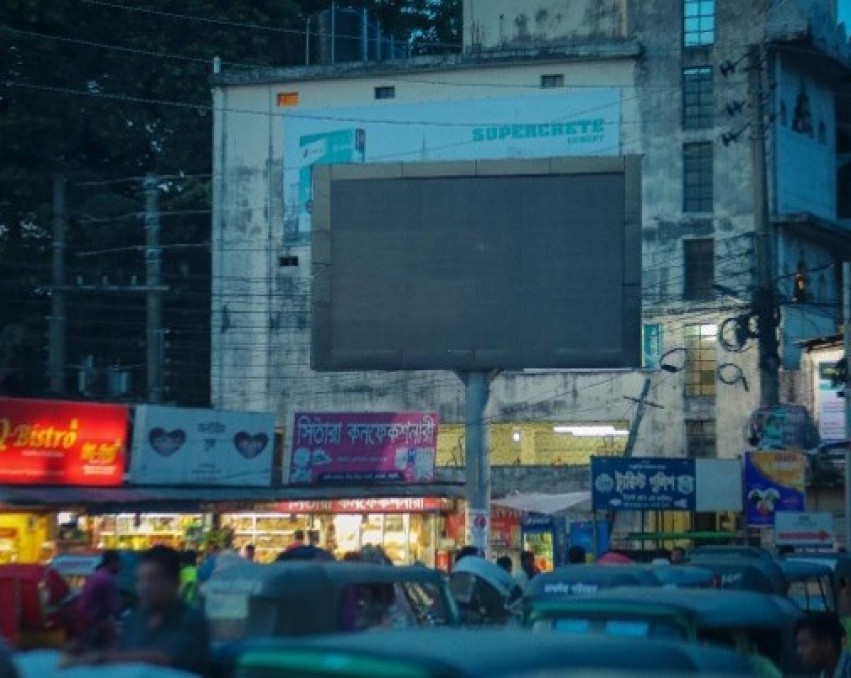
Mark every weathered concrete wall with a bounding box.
[212,0,844,472]
[463,0,627,51]
[440,464,591,496]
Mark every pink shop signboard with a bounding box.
[289,412,438,485]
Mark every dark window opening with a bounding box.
[684,238,715,300]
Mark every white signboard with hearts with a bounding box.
[130,405,276,486]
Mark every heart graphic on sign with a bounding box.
[234,432,269,459]
[149,428,186,457]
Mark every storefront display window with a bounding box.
[92,514,203,551]
[221,513,309,562]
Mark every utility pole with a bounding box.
[844,262,851,548]
[623,375,653,459]
[748,44,780,407]
[144,175,163,403]
[48,176,67,394]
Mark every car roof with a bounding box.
[530,586,802,629]
[239,629,753,676]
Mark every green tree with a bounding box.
[0,0,460,403]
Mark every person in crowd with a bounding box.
[496,556,513,574]
[0,637,17,678]
[77,550,121,649]
[455,545,480,564]
[342,551,363,562]
[795,612,851,678]
[567,545,587,564]
[179,550,199,606]
[286,529,306,552]
[361,544,393,565]
[243,544,256,562]
[197,543,219,583]
[514,551,540,592]
[670,546,686,564]
[64,545,210,675]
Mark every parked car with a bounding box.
[234,628,756,676]
[523,586,802,674]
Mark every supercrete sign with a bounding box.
[0,397,127,486]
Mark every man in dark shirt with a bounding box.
[65,545,210,675]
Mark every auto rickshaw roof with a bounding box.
[531,586,802,630]
[786,553,851,578]
[206,561,446,599]
[526,564,705,598]
[780,558,833,581]
[682,555,787,594]
[238,629,753,676]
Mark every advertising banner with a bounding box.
[0,397,126,486]
[290,412,438,484]
[744,451,806,527]
[283,89,621,243]
[131,405,275,486]
[817,362,845,442]
[774,512,834,548]
[592,457,696,511]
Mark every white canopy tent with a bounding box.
[491,491,592,516]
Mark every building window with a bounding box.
[684,238,715,300]
[683,67,714,129]
[686,419,716,458]
[540,74,565,89]
[374,86,396,100]
[683,142,713,213]
[684,324,717,397]
[684,0,715,47]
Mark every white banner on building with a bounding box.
[283,89,622,242]
[695,459,743,512]
[817,361,845,442]
[131,405,275,486]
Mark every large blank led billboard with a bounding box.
[311,157,641,371]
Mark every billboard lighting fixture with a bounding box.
[553,425,629,437]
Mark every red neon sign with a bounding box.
[0,398,127,486]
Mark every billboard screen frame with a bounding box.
[311,156,642,372]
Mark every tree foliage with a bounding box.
[0,0,460,403]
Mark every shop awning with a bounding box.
[0,483,466,510]
[491,491,592,515]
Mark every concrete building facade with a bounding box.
[211,0,851,480]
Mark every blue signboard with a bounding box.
[591,457,697,511]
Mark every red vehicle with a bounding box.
[0,563,72,648]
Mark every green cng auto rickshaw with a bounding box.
[204,561,459,675]
[234,628,756,677]
[523,586,802,674]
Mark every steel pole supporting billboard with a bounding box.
[462,371,492,555]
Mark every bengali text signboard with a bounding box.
[592,457,696,511]
[290,412,438,484]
